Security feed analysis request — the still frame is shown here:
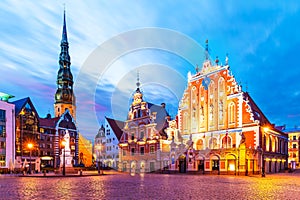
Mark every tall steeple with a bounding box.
[54,9,76,120]
[61,9,68,44]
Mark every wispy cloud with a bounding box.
[1,1,300,140]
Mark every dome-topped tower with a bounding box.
[54,9,76,119]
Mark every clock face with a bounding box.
[63,93,69,99]
[202,76,211,90]
[26,117,34,125]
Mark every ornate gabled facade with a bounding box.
[39,110,79,168]
[175,42,288,175]
[118,76,169,173]
[54,10,76,120]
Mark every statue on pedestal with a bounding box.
[60,130,73,168]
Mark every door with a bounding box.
[179,155,186,173]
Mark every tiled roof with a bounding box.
[148,103,169,136]
[39,117,59,128]
[282,127,300,133]
[243,92,270,125]
[105,117,124,141]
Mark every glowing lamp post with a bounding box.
[61,140,66,176]
[27,143,33,174]
[97,144,101,174]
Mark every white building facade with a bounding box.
[95,117,124,169]
[0,92,15,171]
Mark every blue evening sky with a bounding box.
[1,1,300,140]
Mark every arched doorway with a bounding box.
[130,161,136,173]
[211,155,220,174]
[196,155,205,173]
[226,154,237,175]
[179,154,186,173]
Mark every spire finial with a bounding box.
[195,64,199,73]
[136,70,140,90]
[225,53,229,65]
[205,39,209,60]
[62,6,68,43]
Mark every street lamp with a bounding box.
[97,144,101,174]
[261,150,265,177]
[61,140,66,176]
[27,143,33,174]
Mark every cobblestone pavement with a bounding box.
[1,172,300,200]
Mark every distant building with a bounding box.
[94,125,106,167]
[78,133,93,167]
[0,92,15,171]
[118,76,169,173]
[103,117,124,168]
[281,126,300,169]
[94,117,124,169]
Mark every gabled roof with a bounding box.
[243,92,270,126]
[11,97,39,118]
[148,103,169,136]
[105,117,124,141]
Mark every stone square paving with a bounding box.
[1,171,300,200]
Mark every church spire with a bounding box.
[54,9,76,120]
[136,70,141,93]
[61,8,68,43]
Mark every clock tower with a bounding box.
[54,10,76,119]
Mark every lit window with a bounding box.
[150,146,155,154]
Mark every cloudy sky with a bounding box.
[1,1,300,140]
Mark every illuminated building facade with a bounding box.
[78,133,93,167]
[0,92,15,171]
[12,97,41,172]
[119,76,169,173]
[282,127,300,169]
[175,42,288,174]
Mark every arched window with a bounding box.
[228,102,235,124]
[208,81,215,127]
[265,135,270,151]
[183,112,188,131]
[209,137,218,149]
[269,135,272,152]
[196,139,204,150]
[218,77,225,125]
[222,136,231,148]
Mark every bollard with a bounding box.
[43,170,46,176]
[80,169,82,176]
